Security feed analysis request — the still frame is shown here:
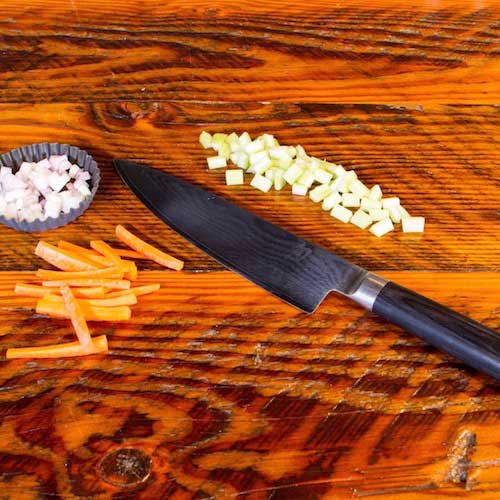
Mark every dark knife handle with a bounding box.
[368,281,500,380]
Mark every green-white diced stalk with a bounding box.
[250,174,272,192]
[307,157,322,171]
[331,205,353,223]
[341,193,360,208]
[207,156,227,169]
[349,179,369,198]
[309,184,331,203]
[360,197,382,211]
[335,171,357,193]
[252,156,272,174]
[249,150,268,164]
[283,163,304,185]
[333,164,346,178]
[274,170,286,190]
[211,133,227,153]
[225,169,244,186]
[239,132,252,147]
[296,145,307,158]
[369,184,383,201]
[265,168,276,181]
[276,155,293,169]
[369,208,390,221]
[269,146,290,160]
[297,170,315,188]
[313,168,333,184]
[228,132,242,152]
[399,206,411,219]
[287,146,297,158]
[230,151,249,170]
[370,218,394,237]
[292,183,308,196]
[199,131,212,149]
[389,206,402,223]
[402,216,425,233]
[219,142,231,159]
[351,209,372,229]
[382,197,400,209]
[322,192,341,211]
[245,138,265,155]
[261,133,276,149]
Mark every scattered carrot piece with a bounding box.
[42,279,131,289]
[35,241,99,272]
[60,284,93,351]
[105,284,161,298]
[58,241,111,267]
[6,335,108,359]
[36,266,124,281]
[115,225,184,271]
[110,248,149,260]
[90,240,122,266]
[121,260,138,280]
[36,297,131,322]
[85,293,137,307]
[15,283,107,299]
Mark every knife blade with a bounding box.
[115,160,500,381]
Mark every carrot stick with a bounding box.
[35,241,99,272]
[60,284,93,351]
[36,298,131,322]
[121,260,138,280]
[86,294,137,307]
[58,241,111,267]
[110,248,149,260]
[90,240,122,266]
[115,225,184,271]
[42,279,131,289]
[36,266,124,281]
[15,283,106,299]
[105,284,160,298]
[6,335,108,359]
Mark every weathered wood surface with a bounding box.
[0,0,499,498]
[0,102,498,272]
[0,0,499,104]
[0,271,499,499]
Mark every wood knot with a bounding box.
[97,447,152,487]
[446,430,476,486]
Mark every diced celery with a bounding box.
[370,219,394,237]
[389,206,402,223]
[265,168,276,181]
[292,183,308,196]
[207,156,227,169]
[331,205,353,223]
[360,197,382,211]
[322,192,342,211]
[296,145,307,158]
[349,179,369,197]
[219,142,231,159]
[239,132,252,147]
[250,174,272,192]
[230,151,249,170]
[276,155,293,169]
[287,146,297,158]
[369,184,382,201]
[351,209,372,229]
[245,138,265,155]
[336,171,357,193]
[274,170,286,190]
[261,133,276,149]
[199,131,212,149]
[283,163,304,185]
[402,216,425,233]
[382,197,400,209]
[341,193,361,208]
[313,168,333,184]
[225,170,244,186]
[399,206,411,219]
[269,146,290,160]
[297,170,315,188]
[368,208,390,221]
[252,156,272,174]
[309,184,331,203]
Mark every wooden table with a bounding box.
[0,0,498,498]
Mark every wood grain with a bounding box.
[0,101,498,272]
[0,270,499,499]
[0,0,499,103]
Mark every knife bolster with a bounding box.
[348,273,388,310]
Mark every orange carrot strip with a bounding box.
[90,240,122,266]
[35,241,99,271]
[121,260,138,280]
[60,284,93,351]
[36,267,124,281]
[6,335,108,359]
[86,294,137,307]
[57,241,111,267]
[15,283,106,299]
[105,284,160,298]
[36,298,131,322]
[115,225,184,271]
[42,279,131,289]
[111,248,149,260]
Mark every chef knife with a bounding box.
[115,160,500,381]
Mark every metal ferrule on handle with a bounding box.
[348,272,388,310]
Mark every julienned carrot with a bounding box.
[14,283,106,299]
[36,297,131,322]
[42,279,131,289]
[91,240,122,266]
[105,284,161,298]
[60,284,93,351]
[115,225,184,271]
[86,293,137,307]
[58,241,111,267]
[111,248,149,260]
[6,335,108,359]
[122,260,138,280]
[36,266,124,281]
[35,241,99,272]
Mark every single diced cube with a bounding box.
[225,169,244,186]
[351,209,373,229]
[382,197,400,209]
[321,192,342,211]
[341,193,361,207]
[402,216,425,233]
[331,205,353,223]
[250,174,272,192]
[207,156,227,169]
[370,219,394,237]
[292,183,308,196]
[368,208,390,221]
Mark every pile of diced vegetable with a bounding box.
[199,131,424,237]
[0,155,92,223]
[7,225,183,359]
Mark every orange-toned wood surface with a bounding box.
[0,0,499,498]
